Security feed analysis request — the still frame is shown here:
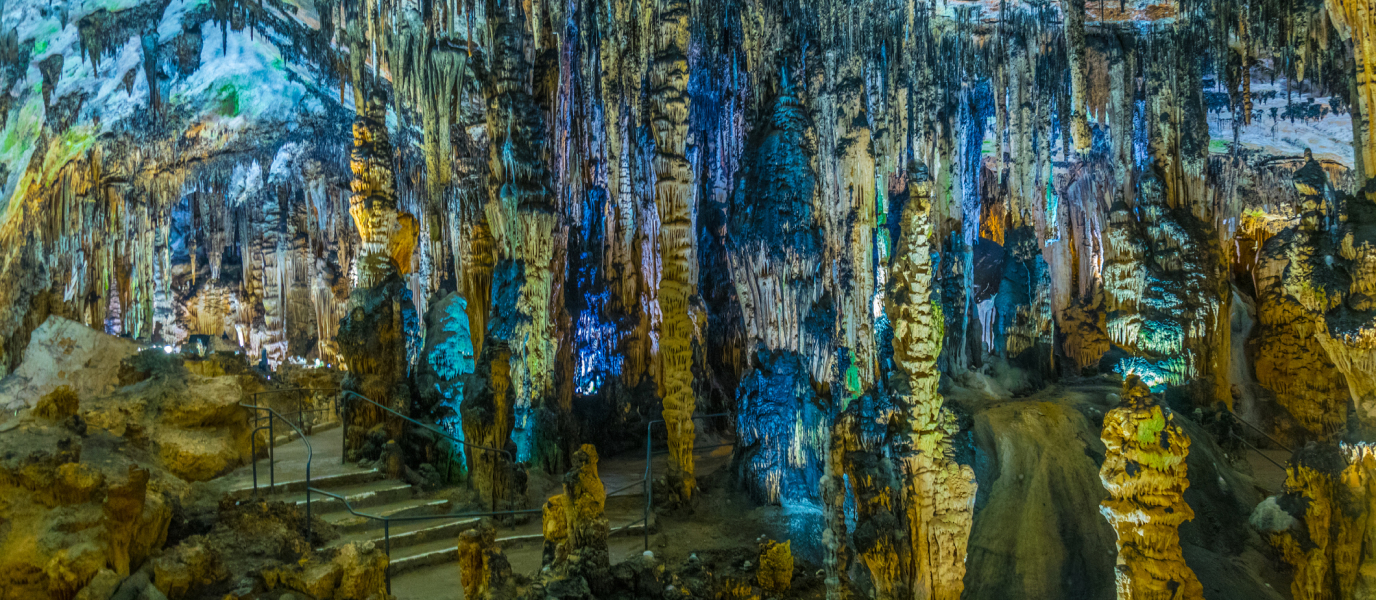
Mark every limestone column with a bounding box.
[650,0,697,504]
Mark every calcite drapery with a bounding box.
[1099,375,1203,600]
[651,0,698,505]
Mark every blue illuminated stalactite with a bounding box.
[570,187,623,397]
[428,296,475,471]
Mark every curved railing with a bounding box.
[240,401,319,541]
[336,389,513,512]
[243,387,737,591]
[241,387,532,593]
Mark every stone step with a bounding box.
[383,514,654,576]
[324,515,482,552]
[227,468,385,498]
[290,480,416,512]
[270,420,341,447]
[319,498,455,533]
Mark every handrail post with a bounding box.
[250,409,259,496]
[306,468,313,542]
[341,393,348,466]
[268,414,276,492]
[644,419,654,552]
[384,520,392,595]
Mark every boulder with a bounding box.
[0,316,139,411]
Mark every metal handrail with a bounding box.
[310,488,541,593]
[1229,412,1294,453]
[338,389,514,513]
[337,390,513,462]
[240,402,317,542]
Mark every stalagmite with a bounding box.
[1252,442,1376,600]
[1099,375,1203,600]
[457,521,516,600]
[650,0,697,504]
[886,167,976,600]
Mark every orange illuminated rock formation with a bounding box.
[1099,375,1203,600]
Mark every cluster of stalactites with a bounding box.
[1098,375,1202,600]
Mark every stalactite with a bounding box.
[1099,375,1202,600]
[1067,0,1092,154]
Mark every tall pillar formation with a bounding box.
[651,0,697,504]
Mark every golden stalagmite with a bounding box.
[540,444,609,570]
[886,167,976,600]
[1098,375,1203,600]
[457,521,515,600]
[1254,442,1376,600]
[757,539,794,595]
[651,0,698,504]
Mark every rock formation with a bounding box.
[1099,375,1203,600]
[1,0,1376,597]
[1251,442,1376,600]
[458,521,517,600]
[651,0,698,505]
